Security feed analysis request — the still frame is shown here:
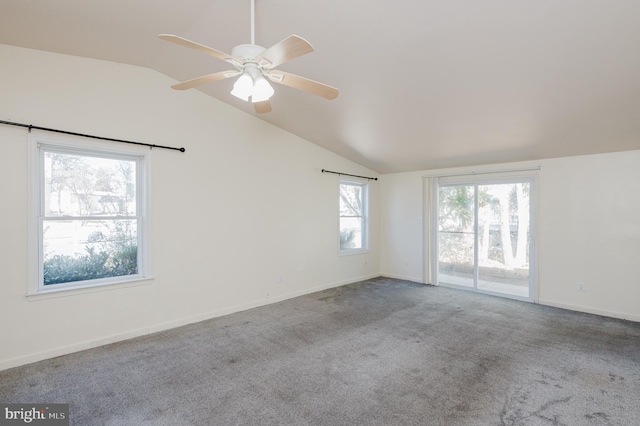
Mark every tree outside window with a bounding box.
[36,143,145,289]
[339,181,368,252]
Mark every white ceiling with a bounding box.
[2,0,640,173]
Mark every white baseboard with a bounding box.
[538,299,640,323]
[380,272,424,283]
[0,273,381,372]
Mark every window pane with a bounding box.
[477,183,530,297]
[43,219,138,285]
[44,151,137,217]
[438,185,475,287]
[340,217,362,250]
[339,184,362,216]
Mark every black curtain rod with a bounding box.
[0,119,185,153]
[321,169,377,181]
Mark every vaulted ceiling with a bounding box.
[2,0,640,173]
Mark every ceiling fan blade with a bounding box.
[268,71,339,100]
[171,71,240,91]
[159,34,241,66]
[255,35,314,68]
[253,100,272,114]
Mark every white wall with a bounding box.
[0,44,379,370]
[381,151,640,322]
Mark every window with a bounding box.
[29,135,149,294]
[339,180,368,253]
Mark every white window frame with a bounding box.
[338,179,369,255]
[28,134,152,298]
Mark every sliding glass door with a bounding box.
[437,185,476,288]
[436,178,535,301]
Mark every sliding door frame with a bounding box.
[423,169,539,303]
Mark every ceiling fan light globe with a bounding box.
[251,76,275,103]
[231,73,253,101]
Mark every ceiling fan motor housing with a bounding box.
[231,44,266,63]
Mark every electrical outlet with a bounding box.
[576,282,586,292]
[276,275,283,284]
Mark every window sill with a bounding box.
[339,249,370,257]
[27,276,154,302]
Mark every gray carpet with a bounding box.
[1,277,639,425]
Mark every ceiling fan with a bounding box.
[159,0,338,113]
